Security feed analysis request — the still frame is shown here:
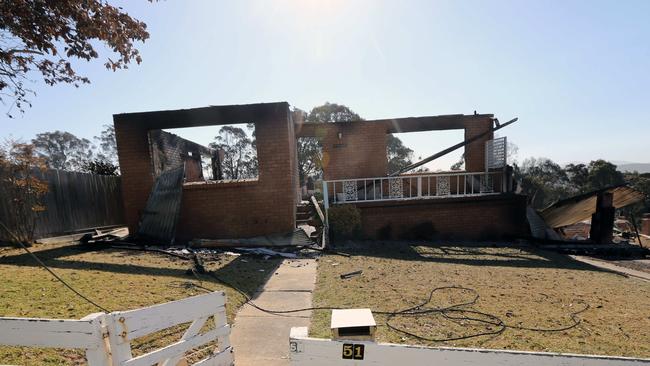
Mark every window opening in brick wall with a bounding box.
[388,129,465,173]
[297,136,323,199]
[151,123,259,183]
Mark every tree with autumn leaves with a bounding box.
[0,0,151,116]
[0,141,48,245]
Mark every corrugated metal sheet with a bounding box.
[539,185,645,229]
[136,166,185,245]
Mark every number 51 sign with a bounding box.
[342,344,365,360]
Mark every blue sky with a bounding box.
[1,0,648,170]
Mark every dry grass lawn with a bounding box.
[310,241,650,358]
[0,242,281,365]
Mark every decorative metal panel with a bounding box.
[343,181,357,201]
[486,137,507,169]
[436,176,451,196]
[480,174,494,193]
[389,178,403,199]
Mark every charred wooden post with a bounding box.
[642,213,650,236]
[589,192,615,244]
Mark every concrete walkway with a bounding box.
[231,258,317,366]
[572,255,650,281]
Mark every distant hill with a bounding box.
[617,163,650,173]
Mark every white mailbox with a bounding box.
[330,308,377,341]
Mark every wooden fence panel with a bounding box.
[106,291,233,366]
[0,313,111,366]
[0,169,125,240]
[0,292,233,366]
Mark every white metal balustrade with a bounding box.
[323,171,507,206]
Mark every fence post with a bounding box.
[81,313,112,366]
[104,313,133,366]
[322,181,329,226]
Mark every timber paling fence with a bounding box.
[0,169,125,240]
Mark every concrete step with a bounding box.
[296,211,312,220]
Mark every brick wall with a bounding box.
[114,121,154,235]
[321,122,388,180]
[464,117,493,172]
[353,194,528,240]
[149,130,208,177]
[114,105,297,240]
[314,116,494,181]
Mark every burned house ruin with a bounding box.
[114,102,528,244]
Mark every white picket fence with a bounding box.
[0,291,234,366]
[289,327,650,366]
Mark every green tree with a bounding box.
[305,102,361,123]
[93,124,118,165]
[0,1,152,117]
[565,163,589,193]
[298,103,363,185]
[32,131,94,171]
[450,155,465,171]
[387,134,413,174]
[515,157,572,209]
[587,159,625,190]
[621,171,650,227]
[81,159,119,176]
[210,126,257,180]
[297,102,414,182]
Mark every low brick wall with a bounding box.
[351,194,528,241]
[175,180,295,241]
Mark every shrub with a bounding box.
[377,223,392,240]
[328,204,361,240]
[312,191,323,201]
[407,221,437,240]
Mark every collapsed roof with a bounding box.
[539,185,646,228]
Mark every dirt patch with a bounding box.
[310,241,650,358]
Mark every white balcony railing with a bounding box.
[323,171,507,207]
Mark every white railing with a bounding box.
[323,171,506,207]
[0,291,233,366]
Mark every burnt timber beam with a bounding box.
[114,102,289,130]
[294,114,494,138]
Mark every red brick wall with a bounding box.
[316,117,494,181]
[353,194,528,240]
[321,122,388,180]
[114,121,154,235]
[149,130,209,178]
[464,117,494,172]
[115,108,297,241]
